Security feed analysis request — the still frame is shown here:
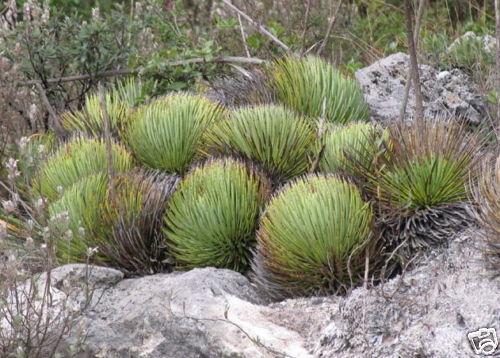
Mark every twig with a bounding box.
[34,83,64,136]
[398,0,427,122]
[97,83,115,198]
[237,14,251,58]
[220,0,290,52]
[316,0,344,56]
[20,56,266,86]
[404,0,424,121]
[300,0,312,53]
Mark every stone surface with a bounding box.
[355,52,487,124]
[58,267,311,358]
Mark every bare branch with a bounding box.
[220,0,290,52]
[20,56,266,86]
[404,0,424,121]
[316,0,344,56]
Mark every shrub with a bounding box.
[164,158,270,272]
[252,175,374,299]
[35,137,132,201]
[201,105,317,182]
[48,173,109,263]
[270,56,369,124]
[357,118,482,255]
[472,154,500,274]
[319,122,383,176]
[99,169,179,275]
[125,94,224,174]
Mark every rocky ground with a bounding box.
[48,229,499,358]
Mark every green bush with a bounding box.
[252,175,374,299]
[201,105,317,182]
[99,169,179,275]
[125,94,224,174]
[36,137,132,201]
[358,118,482,254]
[49,173,109,263]
[164,158,270,272]
[319,122,383,176]
[271,56,370,124]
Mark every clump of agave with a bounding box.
[355,118,482,257]
[252,175,376,299]
[35,136,132,201]
[270,56,369,124]
[99,169,179,275]
[164,158,270,272]
[472,153,500,274]
[319,122,384,177]
[125,93,224,174]
[201,105,317,183]
[61,79,156,137]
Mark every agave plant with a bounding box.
[271,56,369,124]
[319,122,384,176]
[99,169,179,275]
[36,137,132,201]
[472,153,500,274]
[357,118,482,255]
[125,94,224,174]
[49,173,109,263]
[252,175,375,299]
[201,105,317,182]
[164,158,270,272]
[61,79,156,137]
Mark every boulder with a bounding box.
[355,53,487,124]
[58,267,311,358]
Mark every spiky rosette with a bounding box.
[164,158,270,272]
[49,173,109,263]
[270,56,369,124]
[319,122,384,177]
[200,105,317,183]
[252,174,377,299]
[36,136,132,201]
[124,93,224,174]
[472,153,500,274]
[357,118,482,258]
[61,79,156,137]
[99,169,179,275]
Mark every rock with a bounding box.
[448,31,496,54]
[312,231,500,358]
[58,267,311,358]
[355,53,487,124]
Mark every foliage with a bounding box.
[319,123,384,177]
[201,105,317,183]
[48,172,109,263]
[125,93,223,174]
[472,153,500,274]
[355,118,482,255]
[252,174,375,299]
[99,169,179,275]
[270,56,370,124]
[35,136,132,201]
[164,158,270,272]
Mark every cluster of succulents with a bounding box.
[27,56,490,298]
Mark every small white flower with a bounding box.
[2,200,17,214]
[35,198,45,211]
[18,137,29,151]
[65,230,73,241]
[40,243,47,250]
[78,227,86,237]
[0,220,7,240]
[86,247,98,257]
[24,237,34,250]
[56,186,64,194]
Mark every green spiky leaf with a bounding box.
[165,158,270,272]
[201,105,317,182]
